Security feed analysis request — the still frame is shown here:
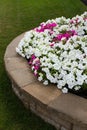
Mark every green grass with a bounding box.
[0,0,87,130]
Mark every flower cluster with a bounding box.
[16,12,87,93]
[29,54,40,76]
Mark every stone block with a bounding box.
[9,68,37,88]
[61,127,68,130]
[23,82,62,105]
[73,124,87,130]
[49,93,87,124]
[4,33,25,58]
[47,108,72,130]
[4,57,29,72]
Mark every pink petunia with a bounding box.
[50,43,54,47]
[35,22,57,32]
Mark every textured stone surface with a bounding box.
[61,127,67,130]
[23,82,62,105]
[9,68,37,87]
[4,33,24,58]
[4,57,29,72]
[46,107,72,130]
[49,93,87,124]
[73,124,87,130]
[4,33,87,130]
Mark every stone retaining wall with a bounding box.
[4,33,87,130]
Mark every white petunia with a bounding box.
[38,76,43,81]
[62,87,68,93]
[74,86,81,91]
[16,12,87,93]
[43,80,49,85]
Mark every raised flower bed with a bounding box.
[16,12,87,94]
[4,12,87,130]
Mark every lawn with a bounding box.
[0,0,87,130]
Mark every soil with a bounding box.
[69,89,87,99]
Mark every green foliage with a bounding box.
[0,0,87,130]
